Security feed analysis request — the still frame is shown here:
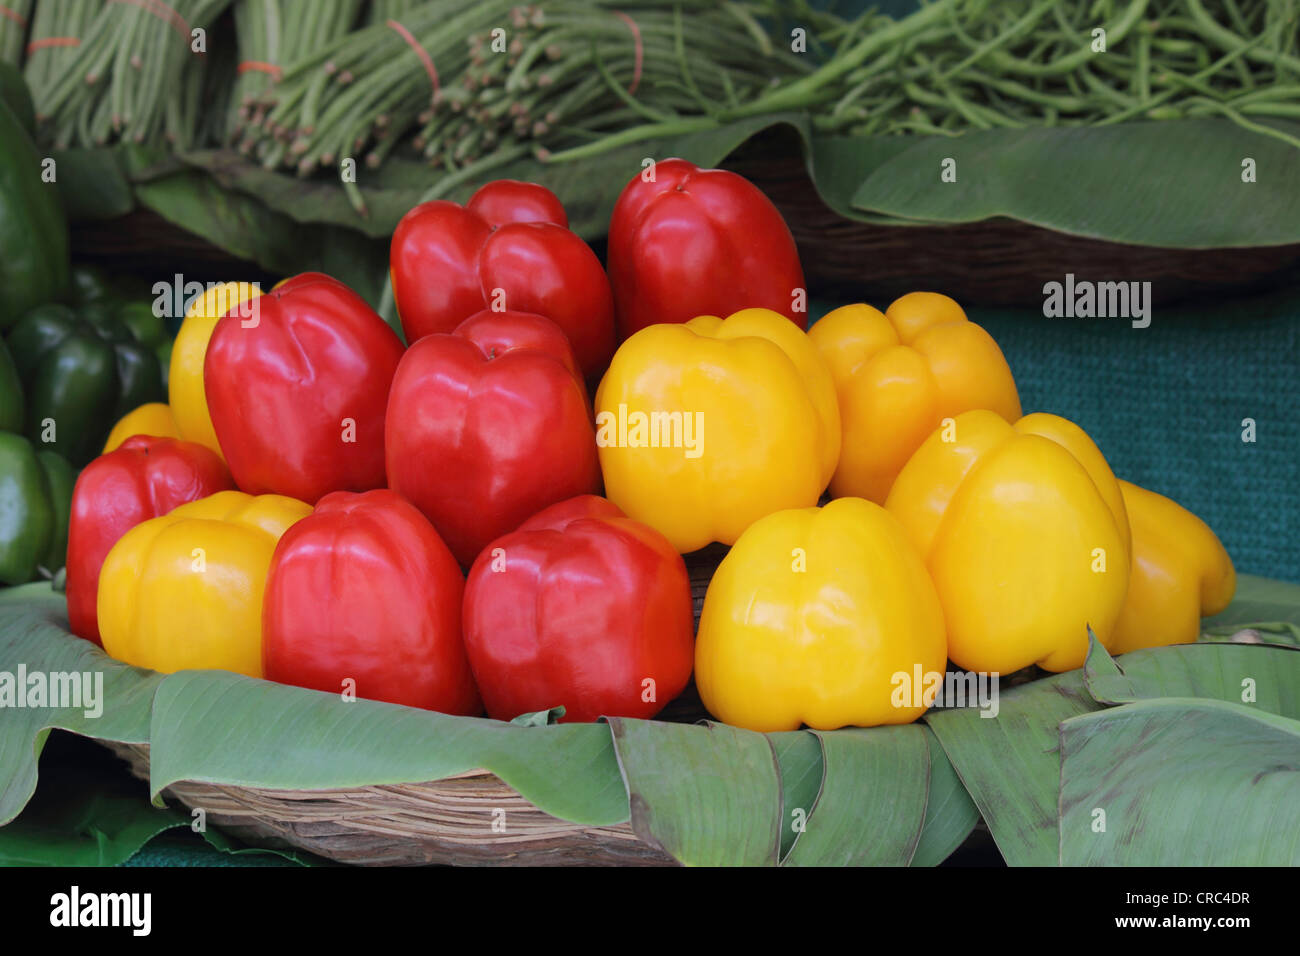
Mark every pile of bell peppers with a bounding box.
[45,161,1236,734]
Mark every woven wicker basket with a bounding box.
[98,548,729,867]
[102,741,677,866]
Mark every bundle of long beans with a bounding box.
[21,0,96,98]
[365,0,420,27]
[808,0,1300,141]
[547,0,1300,160]
[0,0,32,65]
[232,0,809,191]
[170,4,240,150]
[229,0,366,144]
[30,0,232,147]
[416,1,807,166]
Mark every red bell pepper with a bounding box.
[464,178,569,229]
[463,495,695,723]
[389,180,614,379]
[204,272,404,504]
[385,309,601,568]
[65,435,234,645]
[607,158,807,341]
[262,489,480,713]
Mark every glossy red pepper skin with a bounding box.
[466,179,568,229]
[262,489,481,714]
[386,309,601,568]
[65,435,234,645]
[463,495,695,723]
[389,181,614,379]
[204,273,404,504]
[607,158,807,341]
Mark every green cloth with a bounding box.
[124,832,302,867]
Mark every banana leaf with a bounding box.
[1058,698,1300,865]
[1203,574,1300,645]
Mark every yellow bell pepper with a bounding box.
[809,293,1021,503]
[98,490,310,677]
[595,307,840,553]
[168,282,262,462]
[886,409,1131,674]
[695,497,946,732]
[1111,479,1235,653]
[102,402,181,453]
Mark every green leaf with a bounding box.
[911,725,980,867]
[1087,639,1300,718]
[848,118,1300,247]
[50,147,135,221]
[133,168,390,306]
[146,669,626,827]
[179,150,414,240]
[0,586,167,825]
[769,730,822,860]
[783,725,929,866]
[0,731,316,866]
[1202,574,1300,644]
[925,670,1103,866]
[1082,629,1134,703]
[607,717,780,866]
[800,128,920,226]
[179,114,800,245]
[0,741,189,866]
[1059,698,1300,865]
[510,706,566,727]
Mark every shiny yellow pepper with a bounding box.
[168,282,262,462]
[695,497,947,732]
[886,409,1131,674]
[595,307,840,553]
[1111,479,1235,653]
[809,292,1021,503]
[98,490,311,677]
[102,402,180,453]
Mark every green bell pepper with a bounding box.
[155,338,173,391]
[69,264,115,304]
[0,62,35,137]
[5,303,165,465]
[116,300,169,351]
[0,99,69,330]
[116,300,174,390]
[0,432,76,584]
[0,336,21,433]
